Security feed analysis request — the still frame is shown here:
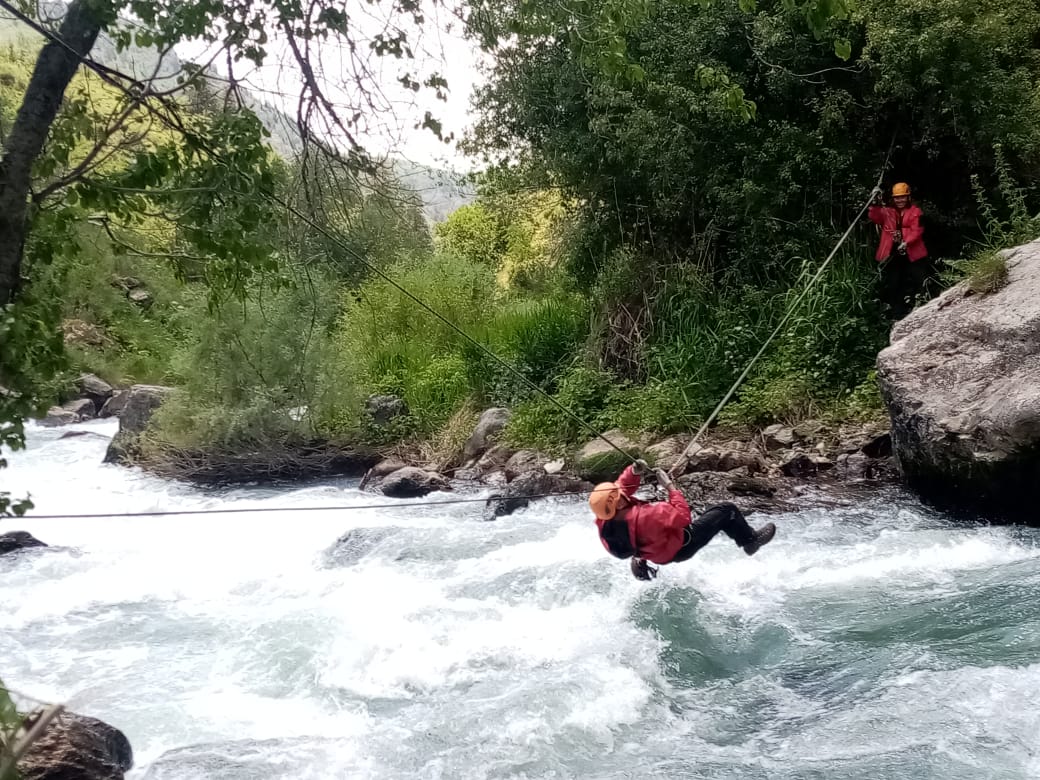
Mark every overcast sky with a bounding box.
[177,2,487,172]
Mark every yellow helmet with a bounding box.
[589,482,621,520]
[892,182,911,197]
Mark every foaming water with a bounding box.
[3,420,1040,778]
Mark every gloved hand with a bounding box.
[654,468,675,491]
[632,458,650,475]
[871,187,883,205]
[631,557,658,581]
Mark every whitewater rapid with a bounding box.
[3,419,1040,778]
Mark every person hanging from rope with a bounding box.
[589,460,776,581]
[868,182,931,319]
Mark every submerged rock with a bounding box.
[877,239,1040,522]
[484,471,593,520]
[18,710,133,780]
[39,406,77,427]
[324,527,400,566]
[0,530,47,555]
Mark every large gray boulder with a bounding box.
[463,407,512,461]
[877,240,1040,521]
[103,385,174,465]
[76,374,114,413]
[18,710,133,780]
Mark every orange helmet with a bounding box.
[589,482,621,520]
[892,182,911,197]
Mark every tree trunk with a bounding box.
[0,0,103,305]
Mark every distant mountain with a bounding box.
[0,4,474,222]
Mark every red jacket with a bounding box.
[596,465,691,565]
[868,204,927,262]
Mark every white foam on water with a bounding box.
[5,423,1040,778]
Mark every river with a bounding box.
[2,419,1040,778]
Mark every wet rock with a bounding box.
[877,239,1040,521]
[18,709,133,780]
[324,527,400,566]
[836,452,872,479]
[463,408,512,461]
[719,448,759,473]
[364,395,407,426]
[39,406,77,427]
[358,458,409,490]
[763,424,800,450]
[63,398,96,421]
[780,452,817,478]
[103,385,174,465]
[503,449,550,480]
[77,373,114,412]
[726,476,777,498]
[861,432,893,459]
[380,467,450,498]
[0,531,47,555]
[99,389,130,419]
[484,471,593,520]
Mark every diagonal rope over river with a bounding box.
[3,419,1040,779]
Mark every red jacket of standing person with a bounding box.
[868,182,927,262]
[592,464,690,565]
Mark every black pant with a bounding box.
[669,502,756,563]
[880,255,933,320]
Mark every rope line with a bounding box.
[12,485,632,520]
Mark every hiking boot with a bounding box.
[743,523,776,556]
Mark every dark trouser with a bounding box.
[880,255,933,320]
[669,502,756,563]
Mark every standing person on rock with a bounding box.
[868,182,931,319]
[590,460,776,581]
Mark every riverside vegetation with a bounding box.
[2,0,1040,485]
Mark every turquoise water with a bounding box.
[2,420,1039,778]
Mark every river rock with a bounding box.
[103,385,173,465]
[380,467,450,498]
[39,406,77,427]
[475,443,514,473]
[0,530,47,555]
[683,445,721,473]
[574,430,641,482]
[763,424,800,450]
[77,374,114,412]
[780,452,817,478]
[18,710,133,780]
[877,239,1040,521]
[63,398,96,421]
[99,389,130,419]
[503,449,550,479]
[484,471,593,520]
[645,435,689,471]
[463,408,512,461]
[364,395,407,426]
